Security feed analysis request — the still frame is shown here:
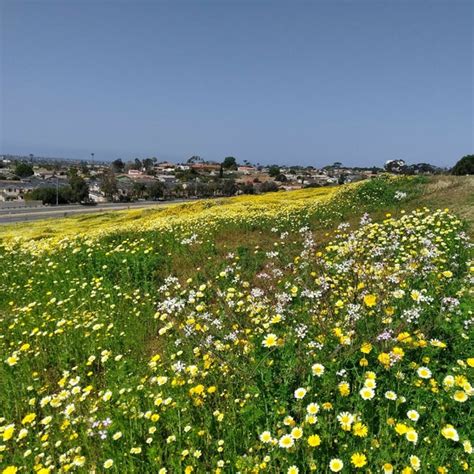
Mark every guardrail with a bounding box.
[0,200,44,210]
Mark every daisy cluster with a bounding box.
[0,177,472,473]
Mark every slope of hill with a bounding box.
[0,176,472,473]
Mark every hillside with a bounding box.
[0,175,472,473]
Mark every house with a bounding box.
[156,174,177,183]
[128,169,144,177]
[305,174,335,186]
[0,169,16,180]
[190,163,221,172]
[33,168,56,180]
[129,175,158,186]
[0,180,34,201]
[116,175,135,197]
[237,166,256,175]
[154,162,176,173]
[344,174,366,183]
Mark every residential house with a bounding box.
[0,180,31,201]
[189,163,221,172]
[128,169,144,177]
[154,162,176,174]
[156,174,177,183]
[237,165,256,175]
[33,168,56,180]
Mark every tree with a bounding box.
[26,186,72,205]
[274,173,287,182]
[143,158,155,173]
[408,163,441,175]
[174,183,185,198]
[451,155,474,175]
[80,162,90,176]
[240,183,255,195]
[194,181,215,198]
[204,181,219,197]
[222,156,237,170]
[15,162,34,178]
[69,172,89,202]
[176,168,199,182]
[222,179,237,196]
[132,182,147,199]
[111,159,125,173]
[260,181,278,193]
[187,156,203,164]
[148,181,165,200]
[268,165,280,177]
[100,170,118,200]
[385,159,407,174]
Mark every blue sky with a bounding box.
[0,0,472,167]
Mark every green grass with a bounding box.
[0,176,472,474]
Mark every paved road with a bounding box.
[0,200,193,224]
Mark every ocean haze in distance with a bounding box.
[1,1,472,167]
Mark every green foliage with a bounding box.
[222,179,238,196]
[68,169,89,202]
[187,156,203,164]
[148,181,165,199]
[14,162,34,178]
[222,156,238,170]
[111,159,125,173]
[0,176,471,473]
[25,186,72,205]
[268,165,281,177]
[452,155,474,175]
[260,181,279,193]
[132,181,147,199]
[100,169,118,199]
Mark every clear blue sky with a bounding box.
[0,0,472,167]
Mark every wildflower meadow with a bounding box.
[0,176,472,473]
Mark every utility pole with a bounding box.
[56,175,59,206]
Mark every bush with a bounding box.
[451,155,474,175]
[25,186,72,205]
[14,163,34,178]
[260,181,279,193]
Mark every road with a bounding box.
[0,200,192,224]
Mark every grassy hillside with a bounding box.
[0,176,472,473]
